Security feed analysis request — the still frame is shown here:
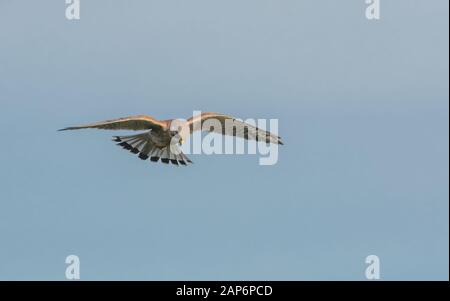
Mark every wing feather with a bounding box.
[186,112,283,145]
[58,115,165,131]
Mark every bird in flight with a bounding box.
[59,112,283,166]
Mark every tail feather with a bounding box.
[161,148,170,164]
[139,141,153,160]
[113,133,192,166]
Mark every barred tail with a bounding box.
[113,133,193,166]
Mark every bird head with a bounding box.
[169,119,189,145]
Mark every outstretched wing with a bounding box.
[186,112,283,145]
[58,115,165,131]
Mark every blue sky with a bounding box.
[0,0,448,280]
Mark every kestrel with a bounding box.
[59,112,283,166]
